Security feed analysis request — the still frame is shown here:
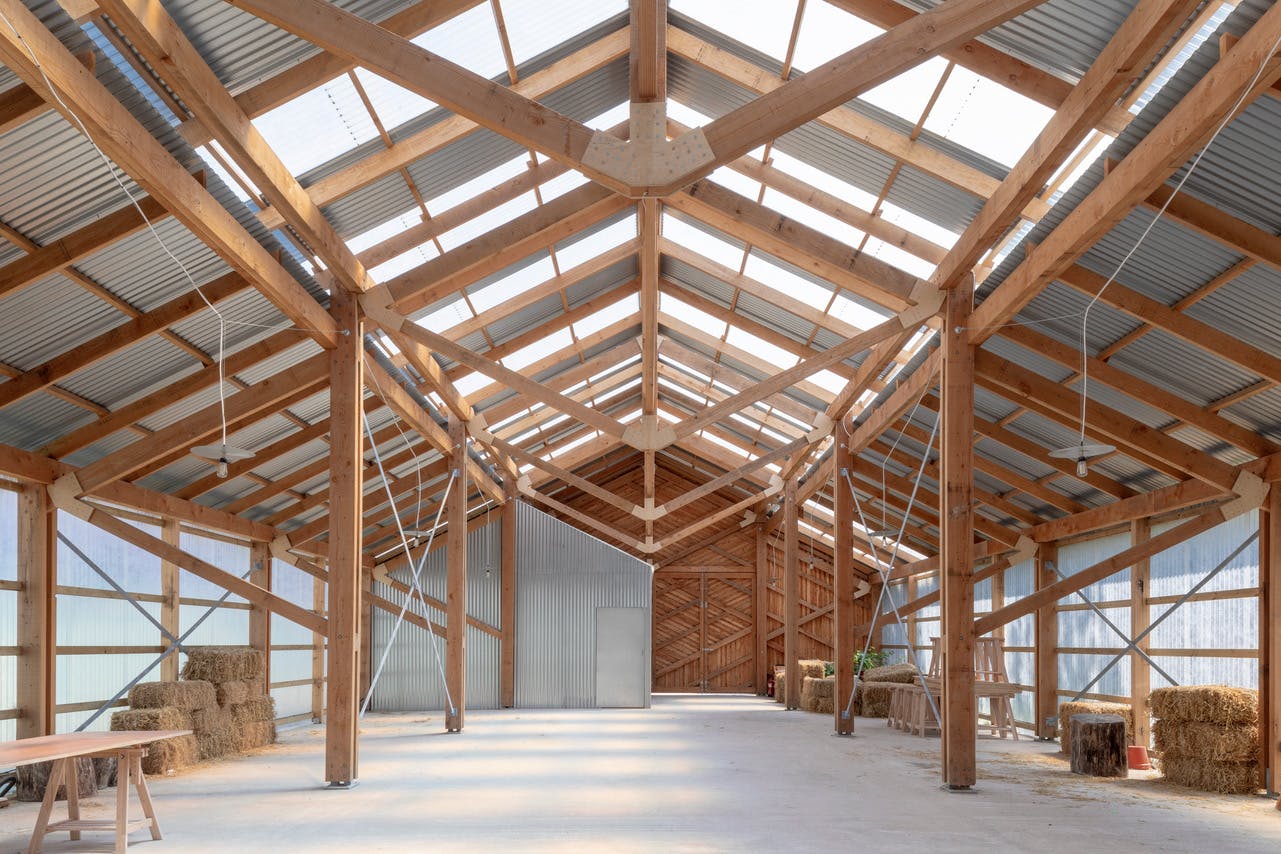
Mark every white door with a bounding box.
[595,607,649,708]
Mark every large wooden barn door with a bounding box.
[652,573,754,693]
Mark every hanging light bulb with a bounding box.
[1076,456,1089,478]
[1049,441,1115,479]
[191,443,255,478]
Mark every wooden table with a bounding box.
[0,730,191,853]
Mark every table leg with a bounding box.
[66,759,81,841]
[27,758,65,854]
[130,751,162,841]
[115,750,131,854]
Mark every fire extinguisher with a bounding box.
[766,670,776,697]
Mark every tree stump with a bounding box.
[15,758,98,802]
[1069,713,1128,777]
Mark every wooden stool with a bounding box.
[1069,714,1127,777]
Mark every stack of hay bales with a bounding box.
[1151,686,1259,795]
[1058,701,1135,756]
[114,647,276,775]
[801,676,835,714]
[182,647,277,755]
[774,660,828,705]
[855,663,917,718]
[774,666,786,704]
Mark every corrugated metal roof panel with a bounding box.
[1185,263,1281,362]
[1109,327,1258,407]
[73,219,233,313]
[0,392,94,450]
[484,296,562,343]
[56,336,193,411]
[0,274,124,370]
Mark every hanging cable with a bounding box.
[359,413,456,719]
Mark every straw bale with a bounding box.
[230,696,276,726]
[216,680,253,707]
[1149,685,1257,725]
[774,668,786,704]
[811,696,834,715]
[798,659,827,679]
[858,683,895,718]
[806,676,835,700]
[110,706,192,732]
[236,721,278,752]
[1160,755,1260,795]
[1153,720,1259,764]
[191,706,232,733]
[861,663,917,684]
[129,680,216,712]
[1058,702,1134,755]
[141,735,200,776]
[182,647,265,683]
[197,725,238,761]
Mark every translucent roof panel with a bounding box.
[253,75,379,176]
[503,327,575,371]
[351,68,437,134]
[499,0,628,66]
[411,3,508,80]
[661,293,728,336]
[761,187,866,247]
[556,213,636,269]
[725,327,798,370]
[437,190,540,251]
[662,214,744,270]
[574,294,640,339]
[427,155,529,212]
[858,57,950,127]
[792,0,882,73]
[369,241,439,283]
[470,256,557,314]
[922,66,1054,168]
[671,0,799,64]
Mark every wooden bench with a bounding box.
[0,730,191,853]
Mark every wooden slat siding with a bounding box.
[324,288,362,785]
[1035,544,1059,740]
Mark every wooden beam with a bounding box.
[16,483,55,738]
[940,288,976,788]
[0,0,339,348]
[969,4,1281,339]
[159,519,180,682]
[98,0,375,294]
[325,287,362,786]
[755,522,768,694]
[1131,518,1152,749]
[500,490,517,709]
[640,196,660,545]
[1035,543,1058,739]
[784,478,799,710]
[446,414,468,732]
[249,540,272,693]
[0,50,94,135]
[834,418,855,734]
[1264,486,1281,794]
[931,0,1205,290]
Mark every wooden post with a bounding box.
[500,489,517,708]
[311,572,325,723]
[754,521,768,694]
[834,419,855,734]
[359,570,372,703]
[1263,486,1281,795]
[445,414,468,732]
[1035,543,1059,739]
[249,540,272,692]
[325,287,363,786]
[159,518,181,682]
[1130,518,1152,749]
[940,287,976,788]
[784,478,800,710]
[17,483,55,738]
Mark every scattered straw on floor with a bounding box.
[1150,686,1257,725]
[129,681,216,712]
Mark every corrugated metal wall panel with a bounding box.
[515,501,651,708]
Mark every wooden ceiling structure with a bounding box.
[2,0,1281,791]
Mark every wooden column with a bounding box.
[500,490,517,708]
[939,288,976,788]
[311,572,325,723]
[1035,543,1059,739]
[17,483,55,738]
[906,575,919,667]
[784,478,800,710]
[1262,486,1281,794]
[159,518,181,682]
[754,521,768,694]
[1130,518,1152,749]
[325,288,363,786]
[359,571,372,703]
[249,540,272,692]
[834,419,855,734]
[445,414,468,732]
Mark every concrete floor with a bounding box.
[3,695,1279,853]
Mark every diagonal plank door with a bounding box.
[653,573,755,693]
